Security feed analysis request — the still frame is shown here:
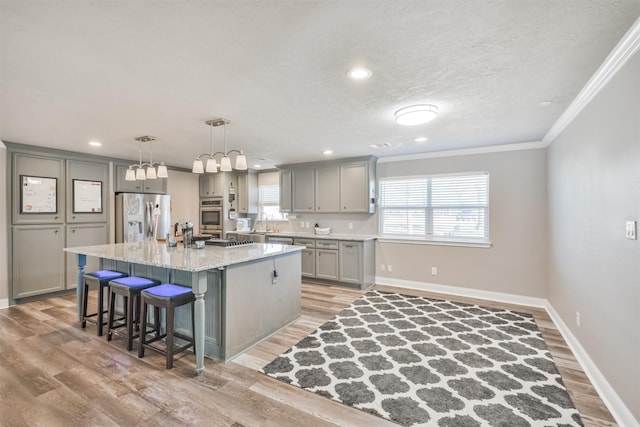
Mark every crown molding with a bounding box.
[377,140,545,163]
[542,17,640,146]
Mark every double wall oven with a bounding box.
[200,197,223,239]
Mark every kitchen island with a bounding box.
[64,241,303,375]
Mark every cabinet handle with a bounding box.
[54,230,58,234]
[72,229,76,233]
[72,215,76,219]
[54,216,58,219]
[345,244,354,248]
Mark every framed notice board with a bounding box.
[72,179,102,213]
[21,175,57,213]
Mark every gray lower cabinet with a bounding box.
[12,225,65,298]
[339,241,362,284]
[65,223,109,289]
[315,240,339,280]
[300,249,316,277]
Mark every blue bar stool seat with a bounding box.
[138,284,195,369]
[81,270,128,336]
[106,276,160,351]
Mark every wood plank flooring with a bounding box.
[0,283,616,427]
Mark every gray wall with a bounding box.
[547,51,640,421]
[376,148,548,298]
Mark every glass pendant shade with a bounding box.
[135,168,146,180]
[206,158,218,173]
[192,159,204,174]
[146,165,157,179]
[125,168,136,181]
[235,152,247,170]
[220,156,232,172]
[156,163,168,178]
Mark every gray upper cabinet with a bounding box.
[340,161,375,213]
[199,174,223,198]
[279,156,376,214]
[292,168,315,212]
[66,223,109,289]
[115,163,167,194]
[67,160,109,223]
[12,153,65,224]
[237,170,258,214]
[279,169,292,213]
[315,165,340,212]
[12,225,65,298]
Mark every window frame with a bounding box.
[378,171,491,247]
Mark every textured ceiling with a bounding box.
[1,1,639,170]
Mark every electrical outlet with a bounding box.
[387,265,392,272]
[576,311,581,327]
[305,222,310,228]
[431,267,438,275]
[381,264,386,271]
[626,221,637,240]
[300,220,304,228]
[272,269,278,284]
[348,222,353,230]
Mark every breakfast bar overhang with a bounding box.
[65,241,303,375]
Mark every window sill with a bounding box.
[377,236,492,249]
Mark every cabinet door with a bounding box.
[237,171,258,214]
[315,166,340,212]
[12,225,65,298]
[301,248,316,277]
[67,160,109,223]
[141,176,167,194]
[339,241,363,285]
[279,169,292,213]
[340,162,370,212]
[316,249,338,280]
[12,153,65,224]
[115,164,145,193]
[65,223,109,289]
[293,169,315,212]
[199,174,223,197]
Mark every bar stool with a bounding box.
[106,276,160,351]
[81,270,128,336]
[138,284,195,369]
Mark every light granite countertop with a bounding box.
[65,241,303,272]
[228,231,378,241]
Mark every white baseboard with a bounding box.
[545,302,640,427]
[375,276,547,308]
[375,276,639,427]
[0,298,8,310]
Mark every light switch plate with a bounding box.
[626,221,637,240]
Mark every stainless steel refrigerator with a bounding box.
[115,193,171,243]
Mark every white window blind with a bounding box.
[379,172,489,241]
[259,184,287,220]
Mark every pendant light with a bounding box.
[192,118,248,174]
[125,136,169,181]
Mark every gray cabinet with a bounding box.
[115,164,167,194]
[199,174,224,198]
[315,166,340,212]
[340,161,375,213]
[292,168,315,212]
[65,223,109,289]
[339,241,362,284]
[315,240,339,280]
[295,237,316,277]
[12,153,65,225]
[279,169,292,213]
[67,160,109,223]
[12,225,65,298]
[237,171,258,214]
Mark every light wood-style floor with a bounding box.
[0,283,616,427]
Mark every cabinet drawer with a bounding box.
[294,238,316,248]
[315,240,339,250]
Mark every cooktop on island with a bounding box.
[205,239,255,248]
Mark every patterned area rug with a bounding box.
[261,290,583,427]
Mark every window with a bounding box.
[379,172,489,242]
[258,184,287,221]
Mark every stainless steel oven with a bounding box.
[200,197,223,233]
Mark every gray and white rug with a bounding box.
[261,290,583,427]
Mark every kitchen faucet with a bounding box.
[262,211,269,232]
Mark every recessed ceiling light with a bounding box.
[414,137,428,143]
[88,141,102,146]
[347,67,372,80]
[323,150,333,155]
[395,104,438,126]
[539,101,553,107]
[253,164,262,168]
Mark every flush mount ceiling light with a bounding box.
[347,66,372,80]
[192,118,247,174]
[88,141,102,147]
[322,150,334,155]
[414,136,428,143]
[395,104,438,126]
[125,136,169,181]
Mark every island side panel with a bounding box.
[223,251,302,360]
